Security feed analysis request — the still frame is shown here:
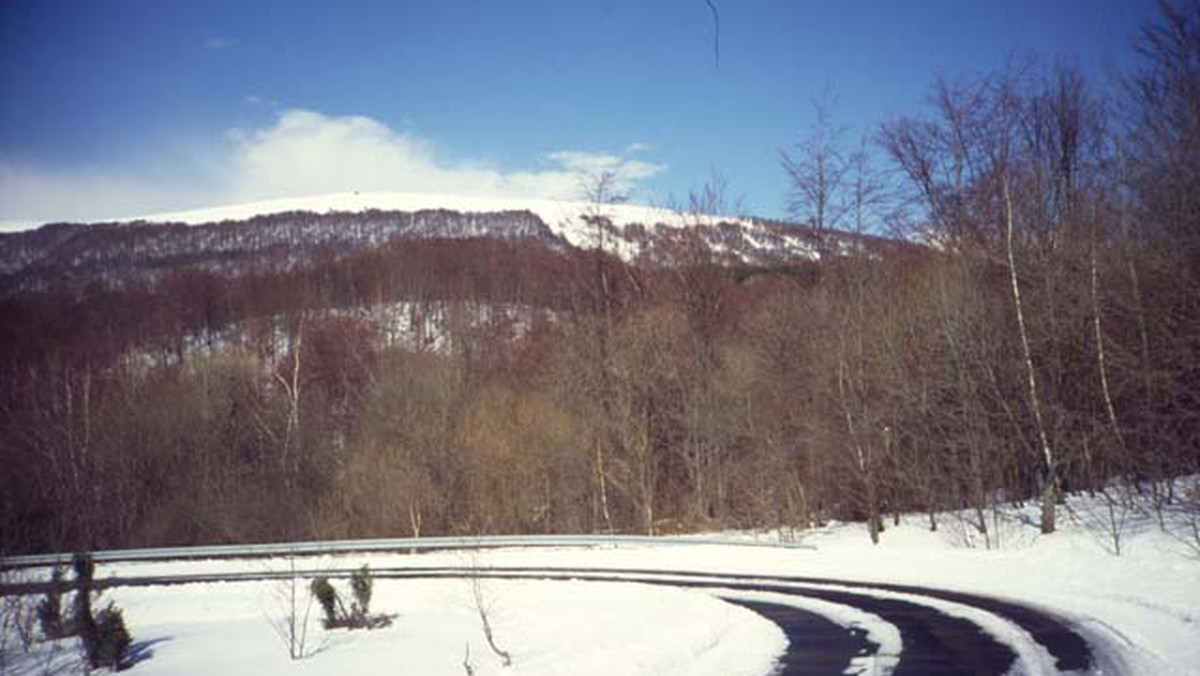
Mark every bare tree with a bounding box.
[570,169,642,533]
[1123,0,1200,498]
[462,552,511,668]
[668,172,744,525]
[883,69,1073,534]
[265,552,321,660]
[782,91,850,247]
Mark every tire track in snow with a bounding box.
[717,599,878,676]
[716,590,900,676]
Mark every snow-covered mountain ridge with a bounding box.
[0,191,899,295]
[130,191,688,247]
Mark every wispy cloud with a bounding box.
[204,37,238,52]
[0,109,665,226]
[0,162,207,226]
[241,94,279,110]
[542,150,665,197]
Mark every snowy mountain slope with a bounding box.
[0,220,35,234]
[0,204,562,292]
[128,191,844,265]
[0,191,909,297]
[129,191,681,247]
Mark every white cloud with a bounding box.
[0,109,665,226]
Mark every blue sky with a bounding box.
[0,0,1157,225]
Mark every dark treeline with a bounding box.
[2,3,1198,554]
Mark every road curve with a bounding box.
[1,564,1099,675]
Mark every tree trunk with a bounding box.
[1004,180,1058,534]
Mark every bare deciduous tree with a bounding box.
[782,91,849,248]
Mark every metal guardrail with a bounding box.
[2,534,813,568]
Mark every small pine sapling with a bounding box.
[350,564,392,629]
[350,565,373,619]
[36,564,67,639]
[308,567,392,631]
[70,552,135,670]
[309,577,344,629]
[71,553,97,646]
[89,602,133,670]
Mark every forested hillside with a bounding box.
[2,4,1197,556]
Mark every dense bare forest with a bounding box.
[2,3,1197,555]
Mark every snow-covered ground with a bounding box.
[2,575,785,676]
[4,487,1198,675]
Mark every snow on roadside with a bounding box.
[3,578,785,676]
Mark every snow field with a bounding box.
[3,577,786,676]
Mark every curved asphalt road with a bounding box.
[0,566,1098,675]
